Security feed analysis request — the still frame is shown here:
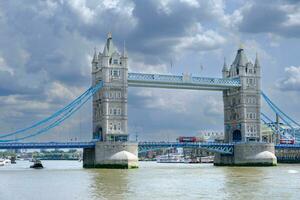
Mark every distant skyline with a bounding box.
[0,0,300,141]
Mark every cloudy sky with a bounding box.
[0,0,300,142]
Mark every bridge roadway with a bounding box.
[0,142,233,154]
[0,142,96,149]
[1,142,300,154]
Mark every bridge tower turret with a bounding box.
[92,33,128,142]
[222,58,229,78]
[223,46,261,143]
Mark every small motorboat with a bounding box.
[0,159,4,166]
[4,159,11,164]
[30,160,43,169]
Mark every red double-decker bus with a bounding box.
[280,138,295,144]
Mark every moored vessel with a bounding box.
[30,160,44,169]
[157,153,185,163]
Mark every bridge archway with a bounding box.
[232,130,242,142]
[93,126,103,141]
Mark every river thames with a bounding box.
[0,161,299,200]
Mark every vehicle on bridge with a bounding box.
[177,136,199,143]
[280,138,295,144]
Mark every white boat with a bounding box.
[0,159,4,166]
[200,156,214,163]
[157,153,185,163]
[4,159,11,164]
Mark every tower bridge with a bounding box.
[0,33,299,168]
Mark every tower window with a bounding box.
[113,70,120,77]
[118,122,121,131]
[113,59,118,64]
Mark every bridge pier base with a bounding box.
[214,143,277,166]
[83,142,138,169]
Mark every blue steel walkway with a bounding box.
[0,141,234,154]
[0,142,96,149]
[0,142,300,154]
[128,73,241,91]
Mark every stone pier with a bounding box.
[83,142,138,169]
[214,143,277,166]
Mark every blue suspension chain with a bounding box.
[261,93,295,129]
[0,81,103,142]
[0,86,94,139]
[261,92,300,127]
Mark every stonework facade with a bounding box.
[222,47,261,143]
[91,34,128,142]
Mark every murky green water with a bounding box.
[0,161,299,200]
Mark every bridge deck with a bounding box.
[0,142,299,153]
[0,142,96,149]
[128,73,241,91]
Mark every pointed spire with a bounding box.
[222,57,228,71]
[232,45,248,67]
[239,42,244,50]
[254,52,260,67]
[103,32,115,56]
[92,47,98,63]
[103,45,108,56]
[108,32,112,39]
[122,40,128,58]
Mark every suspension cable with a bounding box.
[0,81,103,141]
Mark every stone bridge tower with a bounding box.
[84,33,138,169]
[91,33,128,142]
[215,46,276,166]
[222,46,261,143]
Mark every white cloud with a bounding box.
[281,4,300,27]
[267,33,281,47]
[0,56,14,75]
[278,66,300,91]
[136,89,193,113]
[68,0,95,24]
[180,0,200,8]
[176,30,226,52]
[129,60,168,74]
[47,81,85,103]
